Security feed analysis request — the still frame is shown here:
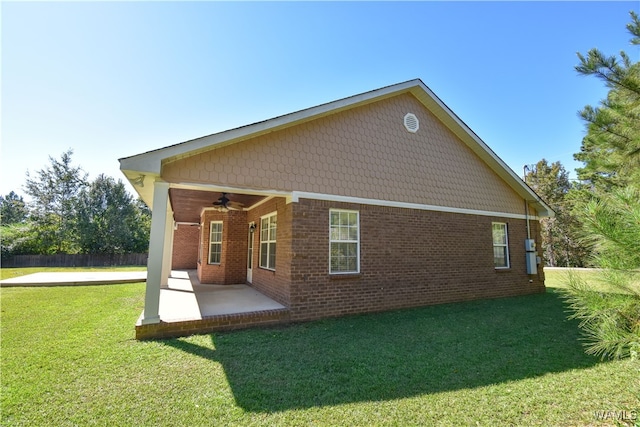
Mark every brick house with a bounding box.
[120,79,552,336]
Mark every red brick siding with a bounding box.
[246,197,292,307]
[288,199,545,322]
[172,224,199,269]
[136,308,291,340]
[225,210,250,284]
[197,210,248,285]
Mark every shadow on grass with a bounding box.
[160,290,598,412]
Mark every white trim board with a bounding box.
[291,191,539,221]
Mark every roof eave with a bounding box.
[119,78,554,217]
[118,79,423,176]
[407,82,554,218]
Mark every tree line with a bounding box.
[0,150,151,260]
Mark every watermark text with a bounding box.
[593,410,637,422]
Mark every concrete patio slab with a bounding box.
[135,270,291,338]
[0,271,147,287]
[156,270,286,322]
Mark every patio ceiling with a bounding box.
[168,188,267,223]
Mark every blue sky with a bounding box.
[2,1,638,198]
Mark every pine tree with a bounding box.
[23,149,87,253]
[564,11,640,360]
[0,191,28,225]
[574,11,640,188]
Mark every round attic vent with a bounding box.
[404,113,419,133]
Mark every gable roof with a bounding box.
[120,79,553,217]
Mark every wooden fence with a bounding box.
[2,253,148,268]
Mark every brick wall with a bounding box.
[197,210,248,285]
[135,308,291,340]
[185,196,545,325]
[172,224,200,269]
[225,210,250,284]
[287,198,545,322]
[151,196,546,338]
[246,197,292,307]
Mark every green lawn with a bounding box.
[544,268,608,291]
[1,269,638,426]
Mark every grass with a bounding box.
[544,268,607,291]
[1,268,639,426]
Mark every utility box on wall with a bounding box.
[525,239,537,275]
[525,239,536,252]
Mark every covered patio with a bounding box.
[135,270,290,340]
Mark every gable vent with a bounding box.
[404,113,419,133]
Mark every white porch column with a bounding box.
[141,180,170,325]
[160,212,174,287]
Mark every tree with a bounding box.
[524,159,589,267]
[0,222,43,261]
[563,11,640,360]
[131,198,152,252]
[574,11,640,189]
[76,174,150,254]
[23,149,87,253]
[0,191,28,225]
[563,187,640,360]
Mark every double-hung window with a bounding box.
[209,221,223,264]
[330,209,360,274]
[492,222,509,269]
[260,212,277,270]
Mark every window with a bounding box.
[260,212,277,270]
[492,222,509,268]
[208,221,223,264]
[330,209,359,274]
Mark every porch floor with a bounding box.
[136,269,290,339]
[152,270,287,322]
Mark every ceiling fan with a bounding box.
[212,193,244,211]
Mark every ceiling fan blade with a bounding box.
[226,201,245,210]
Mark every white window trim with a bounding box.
[259,212,277,271]
[208,221,223,265]
[492,222,510,269]
[329,209,360,275]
